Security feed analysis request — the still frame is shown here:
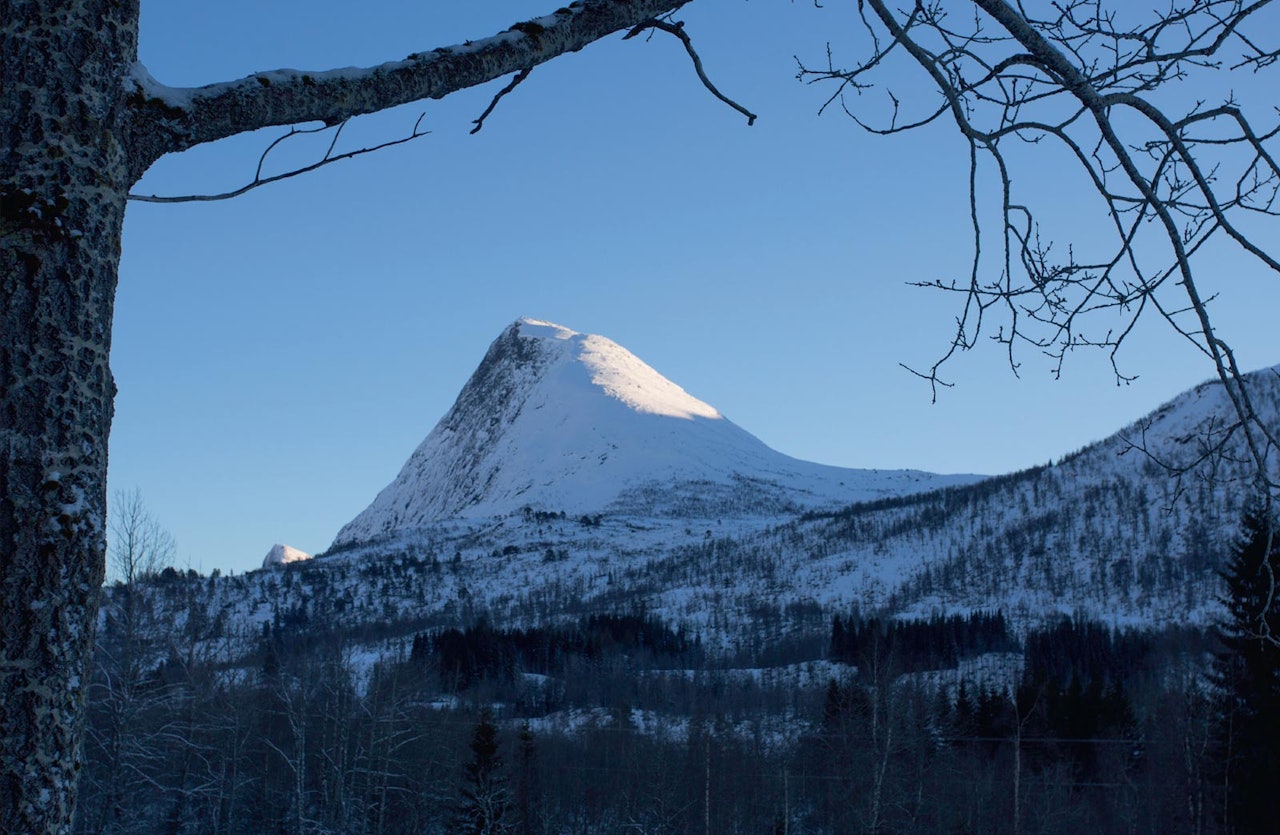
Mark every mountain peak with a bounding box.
[263,543,311,569]
[513,317,575,340]
[331,320,978,548]
[509,318,721,421]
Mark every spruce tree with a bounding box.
[514,723,542,835]
[1213,504,1280,834]
[458,709,510,835]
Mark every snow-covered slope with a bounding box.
[333,318,978,547]
[744,363,1280,630]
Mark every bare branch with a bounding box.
[799,0,1278,481]
[470,68,534,135]
[626,18,758,125]
[129,115,429,203]
[125,0,694,168]
[798,6,1280,647]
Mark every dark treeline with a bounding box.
[1021,617,1157,688]
[411,613,700,691]
[75,603,809,835]
[829,610,1017,673]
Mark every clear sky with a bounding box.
[108,0,1280,576]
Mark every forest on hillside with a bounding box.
[79,514,1279,835]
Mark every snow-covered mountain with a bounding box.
[289,321,1275,643]
[104,319,1279,671]
[333,318,979,547]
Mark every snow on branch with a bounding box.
[125,0,692,166]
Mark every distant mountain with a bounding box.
[262,543,310,569]
[87,330,1280,835]
[333,318,979,548]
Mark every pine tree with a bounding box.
[458,709,510,835]
[1213,504,1280,834]
[514,723,542,835]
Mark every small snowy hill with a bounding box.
[262,543,311,569]
[333,318,979,547]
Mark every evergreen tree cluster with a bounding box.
[457,709,510,835]
[828,610,1016,673]
[1212,503,1280,834]
[410,613,699,691]
[1022,617,1155,691]
[810,616,1188,834]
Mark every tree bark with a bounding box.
[125,0,693,160]
[1,1,139,831]
[1,1,694,831]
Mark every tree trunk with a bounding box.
[0,2,139,832]
[1,1,700,831]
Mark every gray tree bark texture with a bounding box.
[0,1,688,831]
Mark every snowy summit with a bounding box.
[518,319,722,421]
[332,318,978,547]
[262,543,311,568]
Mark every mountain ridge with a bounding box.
[307,322,1280,648]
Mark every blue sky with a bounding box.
[109,0,1280,575]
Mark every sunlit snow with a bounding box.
[332,318,979,546]
[262,543,312,568]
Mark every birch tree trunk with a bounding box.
[1,1,139,830]
[0,1,694,831]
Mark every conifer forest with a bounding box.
[76,513,1280,834]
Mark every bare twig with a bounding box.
[799,0,1280,641]
[471,68,534,135]
[626,18,758,125]
[129,115,429,204]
